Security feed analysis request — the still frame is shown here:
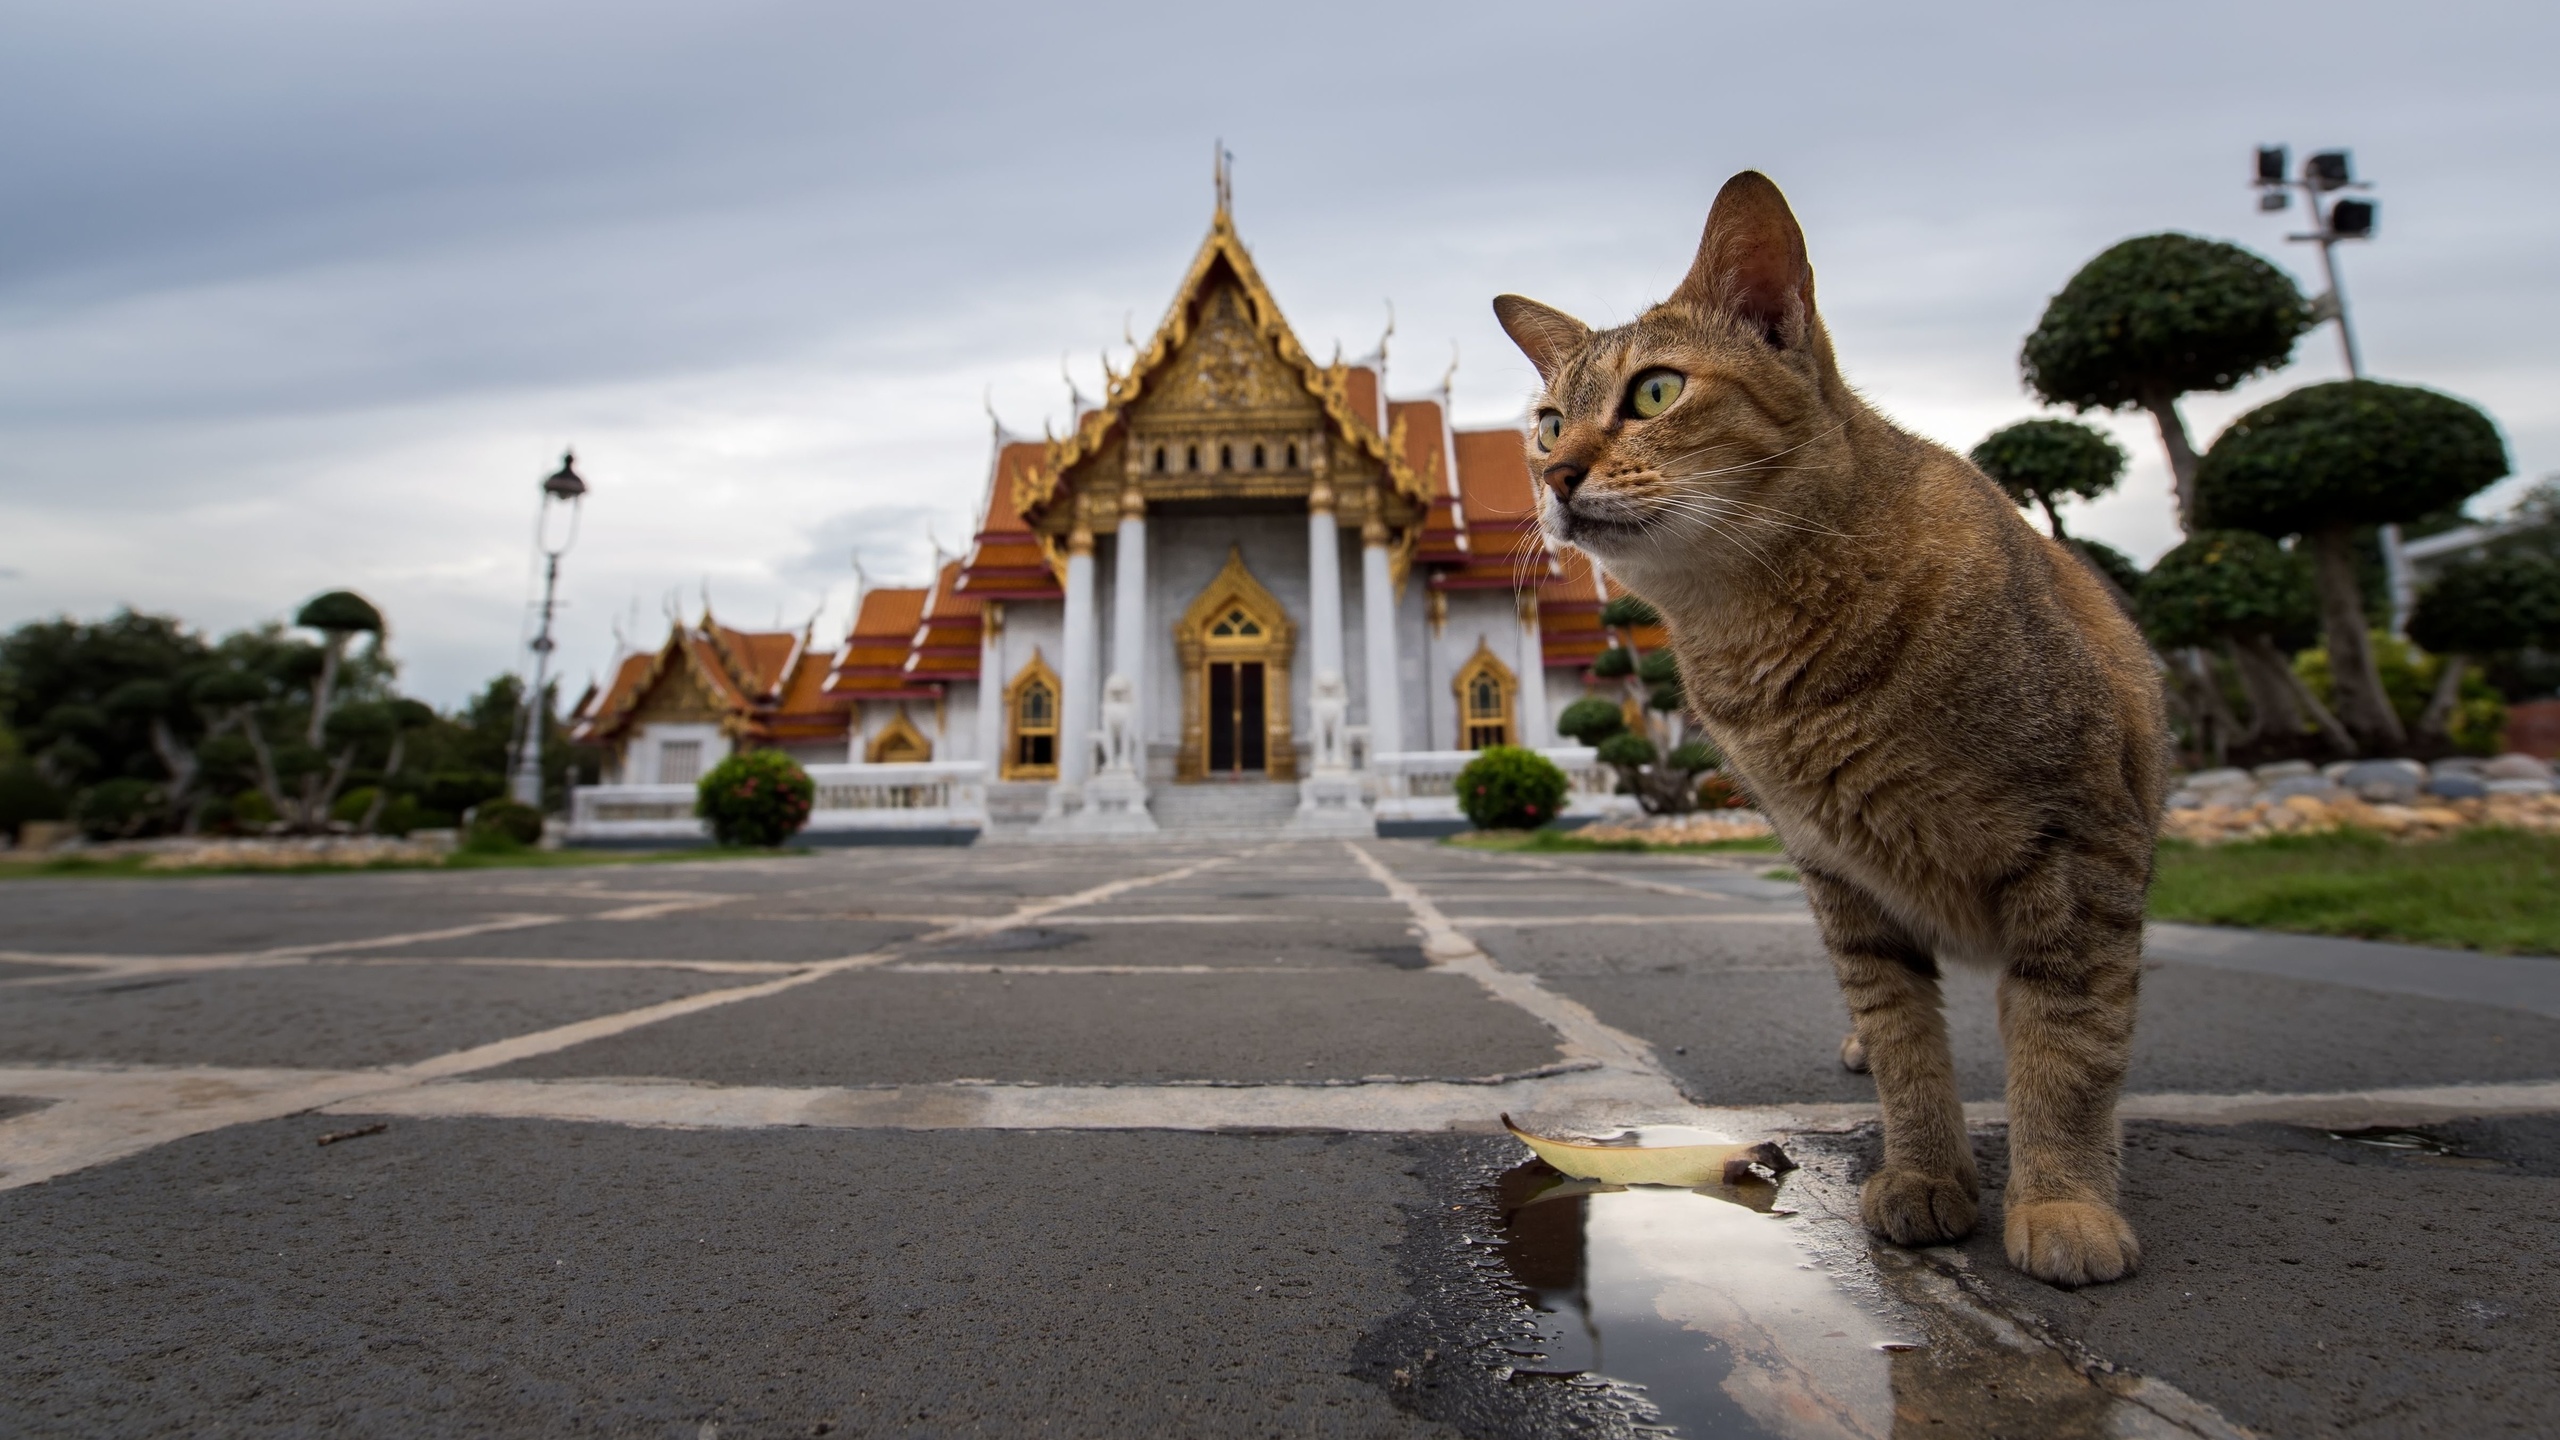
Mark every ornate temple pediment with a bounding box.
[1011,198,1433,566]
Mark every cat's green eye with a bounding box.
[1535,412,1563,452]
[1626,369,1684,419]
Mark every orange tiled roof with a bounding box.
[573,616,849,746]
[827,587,938,698]
[1394,398,1470,567]
[1539,549,1610,670]
[903,560,985,683]
[958,441,1064,600]
[1344,365,1381,435]
[1432,426,1551,592]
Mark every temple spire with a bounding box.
[1213,140,1233,221]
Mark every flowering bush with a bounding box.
[1455,745,1569,831]
[696,749,814,847]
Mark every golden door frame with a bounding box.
[1176,545,1297,782]
[865,709,933,764]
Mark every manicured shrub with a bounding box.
[696,749,814,847]
[1455,745,1569,831]
[468,798,544,849]
[0,761,67,843]
[74,777,162,840]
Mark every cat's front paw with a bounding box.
[2003,1199,2140,1287]
[1860,1168,1977,1246]
[1839,1032,1869,1073]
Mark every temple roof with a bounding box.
[903,559,985,684]
[958,441,1066,599]
[1432,426,1557,592]
[573,613,849,746]
[826,586,938,700]
[1009,198,1431,552]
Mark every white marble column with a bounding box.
[1360,516,1401,757]
[1515,593,1551,748]
[1057,524,1099,796]
[1307,487,1345,689]
[974,604,1004,768]
[1291,479,1367,831]
[1109,488,1148,767]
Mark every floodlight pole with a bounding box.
[2254,148,2409,630]
[509,452,588,808]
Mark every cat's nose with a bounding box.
[1542,463,1586,500]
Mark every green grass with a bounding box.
[0,843,804,880]
[1444,828,1785,855]
[2150,828,2560,956]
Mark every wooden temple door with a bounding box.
[1206,660,1268,774]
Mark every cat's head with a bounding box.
[1494,171,1846,595]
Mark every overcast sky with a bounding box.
[4,1,2554,706]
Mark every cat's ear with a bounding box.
[1492,294,1592,383]
[1671,171,1814,347]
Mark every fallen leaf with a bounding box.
[1501,1114,1794,1187]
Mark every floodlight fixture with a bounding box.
[2258,190,2290,212]
[2330,199,2376,239]
[2305,150,2352,190]
[2256,145,2288,183]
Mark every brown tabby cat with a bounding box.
[1494,172,2168,1287]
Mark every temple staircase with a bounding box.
[1146,780,1323,838]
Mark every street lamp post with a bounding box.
[2251,146,2410,628]
[509,451,588,808]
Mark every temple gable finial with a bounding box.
[1213,140,1233,220]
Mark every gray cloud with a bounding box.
[4,1,2555,703]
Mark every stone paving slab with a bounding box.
[362,917,933,963]
[482,967,1566,1087]
[902,918,1429,971]
[0,965,749,1070]
[1894,1116,2560,1439]
[0,1116,1457,1440]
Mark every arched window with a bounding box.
[1452,641,1517,750]
[1154,445,1168,472]
[1219,442,1233,471]
[1286,441,1300,469]
[1186,444,1200,472]
[867,710,932,764]
[1252,442,1266,469]
[1003,652,1061,780]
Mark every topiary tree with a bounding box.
[1971,419,2128,539]
[2407,552,2560,745]
[1557,693,1716,816]
[2197,380,2510,753]
[2075,539,2146,600]
[2137,531,2348,757]
[2022,234,2312,531]
[1454,745,1569,831]
[696,749,815,847]
[294,591,384,747]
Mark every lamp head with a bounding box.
[543,451,587,502]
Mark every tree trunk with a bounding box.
[2139,387,2202,534]
[2221,640,2285,745]
[2416,654,2468,745]
[148,716,201,830]
[2305,524,2406,753]
[2038,495,2068,539]
[307,635,347,747]
[360,731,407,833]
[2171,647,2236,768]
[236,710,291,829]
[2239,632,2354,757]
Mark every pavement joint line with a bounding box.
[882,963,1330,975]
[1343,841,1685,1098]
[1463,846,1779,902]
[1444,912,1817,926]
[326,957,809,974]
[0,851,1247,1189]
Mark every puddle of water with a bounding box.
[2323,1125,2502,1168]
[1493,1130,1913,1440]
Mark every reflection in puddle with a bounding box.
[1495,1143,1911,1439]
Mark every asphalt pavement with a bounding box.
[3,840,2555,1438]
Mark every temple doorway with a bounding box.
[1206,660,1268,773]
[1176,545,1297,782]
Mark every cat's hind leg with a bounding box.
[1996,930,2143,1286]
[1803,870,1978,1246]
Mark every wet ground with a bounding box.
[2,840,2556,1437]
